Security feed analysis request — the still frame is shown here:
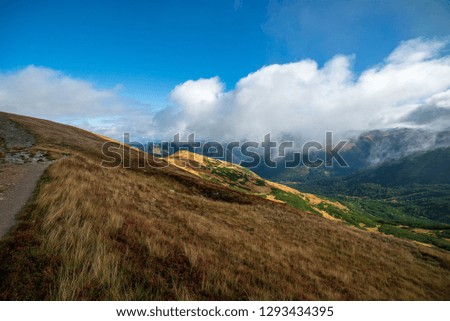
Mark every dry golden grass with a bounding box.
[167,150,347,222]
[0,112,450,300]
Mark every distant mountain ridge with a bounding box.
[344,147,450,187]
[252,128,450,183]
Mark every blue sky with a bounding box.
[1,0,268,106]
[2,0,449,108]
[0,0,450,141]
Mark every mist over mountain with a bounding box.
[249,128,450,182]
[344,128,450,167]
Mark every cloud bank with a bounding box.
[154,38,450,142]
[0,38,450,144]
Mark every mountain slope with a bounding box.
[344,147,450,187]
[167,150,346,221]
[1,112,450,300]
[171,149,450,249]
[290,147,450,248]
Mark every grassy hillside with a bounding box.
[167,150,346,220]
[1,112,450,300]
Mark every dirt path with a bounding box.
[0,163,50,238]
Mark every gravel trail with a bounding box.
[0,163,49,238]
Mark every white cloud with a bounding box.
[425,89,450,109]
[0,65,155,140]
[170,77,224,115]
[153,38,450,143]
[0,66,123,117]
[387,38,447,64]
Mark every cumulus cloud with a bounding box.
[0,65,155,139]
[170,77,224,116]
[153,38,450,143]
[0,66,124,117]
